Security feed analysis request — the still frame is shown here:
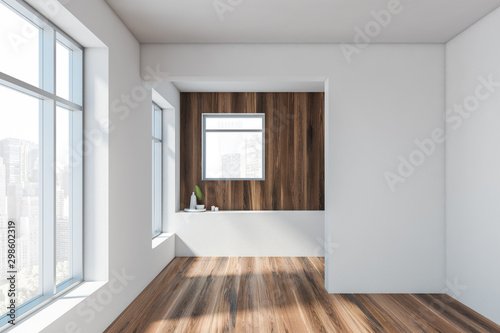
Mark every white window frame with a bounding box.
[0,0,83,327]
[152,103,162,238]
[202,113,266,181]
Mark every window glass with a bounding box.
[203,114,265,180]
[205,116,263,130]
[205,132,263,179]
[0,0,82,326]
[0,84,41,310]
[55,106,70,285]
[0,3,40,87]
[56,42,70,100]
[152,104,162,237]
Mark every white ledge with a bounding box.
[176,210,324,214]
[8,281,106,333]
[152,232,175,249]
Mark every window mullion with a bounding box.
[71,47,83,106]
[41,25,56,297]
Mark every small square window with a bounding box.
[202,114,265,180]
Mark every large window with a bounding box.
[152,103,162,237]
[202,113,265,180]
[0,0,82,326]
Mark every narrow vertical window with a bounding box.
[152,103,162,237]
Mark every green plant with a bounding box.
[195,185,203,203]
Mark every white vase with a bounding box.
[189,192,197,210]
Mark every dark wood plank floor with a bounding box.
[105,258,500,333]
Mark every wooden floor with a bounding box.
[106,258,500,333]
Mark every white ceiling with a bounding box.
[173,81,325,92]
[105,0,500,44]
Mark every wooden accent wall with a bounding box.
[180,92,324,210]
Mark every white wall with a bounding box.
[328,46,445,293]
[171,211,325,257]
[446,7,500,325]
[14,1,175,332]
[142,44,446,292]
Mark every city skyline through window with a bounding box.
[0,0,83,326]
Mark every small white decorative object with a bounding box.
[190,192,197,210]
[215,207,219,211]
[196,205,205,210]
[211,206,215,211]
